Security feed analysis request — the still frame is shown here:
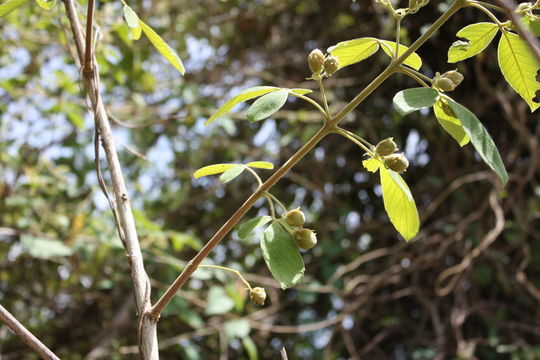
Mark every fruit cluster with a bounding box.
[375,138,410,173]
[284,209,317,250]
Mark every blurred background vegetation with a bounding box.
[1,0,540,359]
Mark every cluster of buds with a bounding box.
[432,70,464,92]
[408,0,429,14]
[375,138,410,173]
[308,49,339,77]
[285,208,318,250]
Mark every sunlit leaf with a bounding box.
[290,88,313,95]
[193,163,237,178]
[261,222,305,289]
[0,0,28,17]
[206,86,280,125]
[123,5,139,28]
[219,165,245,183]
[34,0,55,10]
[446,96,508,184]
[498,30,540,112]
[393,87,439,116]
[238,216,272,239]
[246,89,289,122]
[379,40,423,70]
[448,22,499,63]
[380,167,419,241]
[433,97,470,147]
[139,20,185,75]
[362,157,380,173]
[327,37,380,69]
[246,161,274,170]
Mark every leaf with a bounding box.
[498,30,540,112]
[327,37,380,69]
[379,167,419,241]
[362,157,380,173]
[130,26,142,40]
[379,40,423,70]
[433,98,470,147]
[290,88,313,95]
[219,165,245,183]
[139,20,185,75]
[123,5,139,28]
[242,337,259,360]
[206,86,280,125]
[20,234,74,259]
[522,15,540,37]
[448,22,499,63]
[393,87,439,116]
[205,286,235,315]
[0,0,28,17]
[224,319,251,338]
[446,97,508,184]
[194,163,237,178]
[247,161,274,170]
[246,89,289,122]
[261,222,305,289]
[34,0,55,10]
[238,216,273,239]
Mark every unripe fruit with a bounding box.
[285,208,305,227]
[384,153,409,173]
[323,56,339,75]
[434,77,456,92]
[249,287,266,306]
[442,70,464,87]
[375,137,398,156]
[308,49,325,74]
[293,228,317,250]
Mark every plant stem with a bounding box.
[264,191,288,213]
[316,77,331,119]
[290,92,329,122]
[198,265,252,289]
[397,67,431,88]
[245,166,263,187]
[395,17,402,57]
[263,193,277,218]
[335,128,376,157]
[470,0,505,12]
[466,1,504,26]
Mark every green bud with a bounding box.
[285,208,305,227]
[249,287,266,306]
[308,49,325,74]
[375,137,398,156]
[323,56,339,75]
[384,153,409,173]
[442,70,464,87]
[293,228,317,250]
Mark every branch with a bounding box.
[0,304,60,360]
[60,0,157,358]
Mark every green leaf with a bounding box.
[327,37,380,69]
[448,22,499,63]
[193,163,237,178]
[433,98,470,147]
[498,30,540,112]
[261,222,305,289]
[522,15,540,37]
[238,216,273,239]
[379,167,419,241]
[379,40,422,70]
[139,20,185,75]
[130,26,142,40]
[224,319,251,338]
[123,5,139,28]
[393,87,439,116]
[362,157,380,173]
[290,88,313,95]
[247,161,274,170]
[206,86,280,125]
[446,97,508,184]
[20,234,74,259]
[0,0,28,17]
[246,89,289,122]
[242,337,259,360]
[205,286,235,315]
[219,165,245,183]
[34,0,55,10]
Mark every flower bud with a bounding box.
[308,49,325,75]
[434,77,456,92]
[285,208,305,227]
[384,153,409,173]
[442,70,464,87]
[375,137,398,156]
[249,287,266,306]
[433,70,464,92]
[323,56,339,75]
[293,228,317,250]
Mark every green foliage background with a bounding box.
[1,0,540,359]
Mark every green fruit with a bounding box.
[285,208,305,227]
[384,153,409,173]
[375,137,398,156]
[323,56,339,75]
[293,228,317,250]
[308,49,325,74]
[249,287,266,305]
